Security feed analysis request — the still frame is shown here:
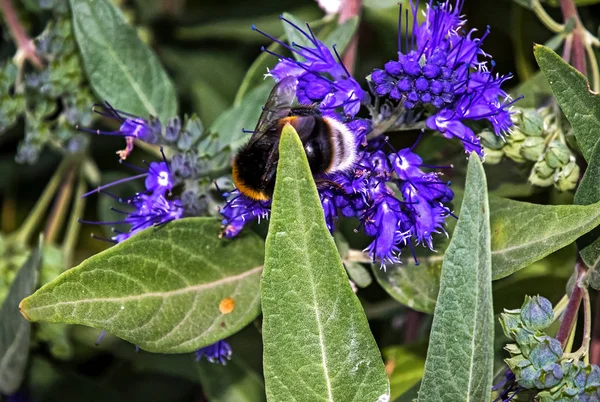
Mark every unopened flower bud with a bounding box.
[521,136,545,161]
[519,109,544,137]
[545,140,571,168]
[529,336,562,369]
[483,147,503,164]
[520,296,553,330]
[555,161,580,192]
[480,129,504,150]
[529,160,555,187]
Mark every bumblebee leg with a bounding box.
[314,178,345,193]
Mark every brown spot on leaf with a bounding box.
[219,297,235,314]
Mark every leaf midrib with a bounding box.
[23,265,263,314]
[294,171,335,402]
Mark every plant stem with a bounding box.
[11,157,72,246]
[0,0,43,69]
[553,294,570,322]
[530,0,564,33]
[559,0,587,75]
[589,295,600,365]
[584,43,600,93]
[62,174,87,269]
[582,286,592,364]
[556,262,587,347]
[339,0,362,75]
[44,167,76,245]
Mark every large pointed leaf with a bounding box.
[534,44,600,161]
[20,219,263,353]
[70,0,177,121]
[262,124,390,402]
[419,156,493,401]
[0,240,42,394]
[574,139,600,267]
[489,196,600,279]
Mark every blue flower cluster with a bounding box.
[222,0,514,266]
[372,0,518,156]
[80,154,182,243]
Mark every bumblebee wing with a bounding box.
[247,77,298,146]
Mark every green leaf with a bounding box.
[262,125,390,402]
[510,71,552,108]
[384,345,426,401]
[210,81,274,155]
[0,240,42,394]
[373,256,441,314]
[418,155,493,402]
[197,358,266,402]
[70,0,177,121]
[19,218,264,353]
[321,16,359,52]
[534,44,600,161]
[489,196,600,279]
[575,139,600,267]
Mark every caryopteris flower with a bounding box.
[371,0,519,155]
[79,155,183,243]
[253,17,365,118]
[222,0,516,267]
[195,340,232,365]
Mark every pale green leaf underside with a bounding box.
[70,0,177,121]
[262,125,390,402]
[490,196,600,279]
[534,44,600,162]
[1,241,42,394]
[419,156,493,401]
[20,219,263,353]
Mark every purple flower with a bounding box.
[79,102,162,159]
[79,148,183,243]
[144,161,173,195]
[195,340,232,365]
[370,0,519,155]
[220,190,271,238]
[253,17,365,118]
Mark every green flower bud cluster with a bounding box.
[8,10,96,164]
[481,108,580,191]
[500,296,600,401]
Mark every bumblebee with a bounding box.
[232,77,357,201]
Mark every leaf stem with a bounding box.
[584,42,600,93]
[339,0,362,76]
[530,0,564,33]
[61,174,87,269]
[10,157,72,246]
[44,167,76,245]
[0,0,43,69]
[556,262,586,347]
[563,286,591,363]
[553,294,570,322]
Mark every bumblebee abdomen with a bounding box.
[322,117,357,173]
[232,141,276,201]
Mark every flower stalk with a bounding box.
[44,166,76,245]
[10,157,72,246]
[556,262,587,347]
[339,0,362,75]
[62,174,87,269]
[0,0,44,69]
